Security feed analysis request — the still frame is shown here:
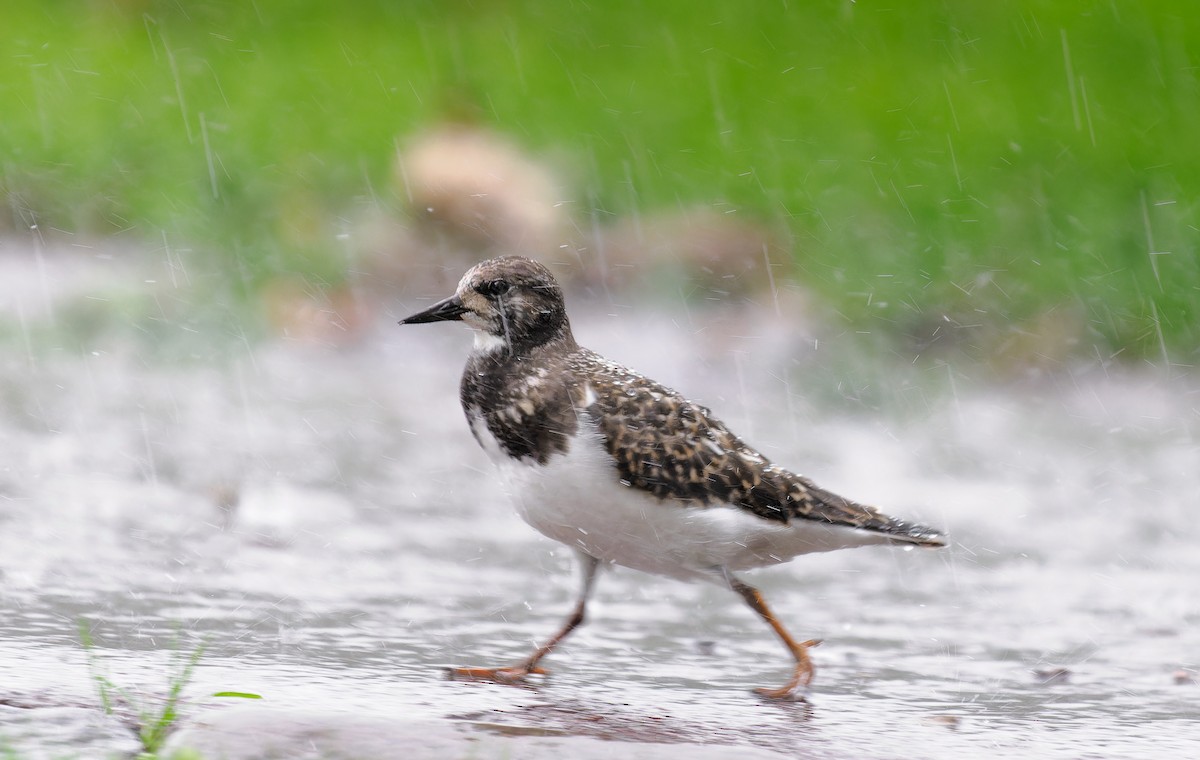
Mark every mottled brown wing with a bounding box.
[571,350,944,544]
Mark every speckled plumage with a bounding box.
[401,255,945,699]
[571,350,941,539]
[448,258,939,544]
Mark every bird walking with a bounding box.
[400,256,945,699]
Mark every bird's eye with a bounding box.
[477,280,511,298]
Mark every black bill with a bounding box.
[399,295,468,324]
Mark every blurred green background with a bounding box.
[2,0,1197,362]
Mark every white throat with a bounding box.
[472,330,508,354]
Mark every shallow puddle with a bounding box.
[1,250,1197,758]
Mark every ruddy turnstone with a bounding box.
[400,256,945,699]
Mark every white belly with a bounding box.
[471,414,891,582]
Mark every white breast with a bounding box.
[473,414,892,582]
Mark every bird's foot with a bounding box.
[446,664,548,686]
[753,638,821,701]
[753,682,810,701]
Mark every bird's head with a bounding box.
[399,256,572,355]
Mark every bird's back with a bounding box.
[567,349,945,548]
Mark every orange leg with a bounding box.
[726,574,821,700]
[449,553,601,686]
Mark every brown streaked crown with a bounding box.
[455,256,574,355]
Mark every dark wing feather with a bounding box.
[570,350,944,546]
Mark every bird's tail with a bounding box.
[882,517,947,548]
[796,476,947,548]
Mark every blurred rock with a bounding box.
[396,125,572,258]
[354,126,814,320]
[350,125,575,302]
[212,482,240,531]
[987,306,1087,375]
[260,276,371,346]
[379,128,805,311]
[925,714,961,730]
[585,207,790,300]
[902,312,973,355]
[904,304,1088,372]
[1033,667,1071,685]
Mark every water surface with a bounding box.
[1,254,1197,758]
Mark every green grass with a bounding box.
[74,622,263,759]
[80,623,204,757]
[79,622,259,760]
[2,1,1198,361]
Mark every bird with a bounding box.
[399,255,945,699]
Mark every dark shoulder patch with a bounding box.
[460,348,579,464]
